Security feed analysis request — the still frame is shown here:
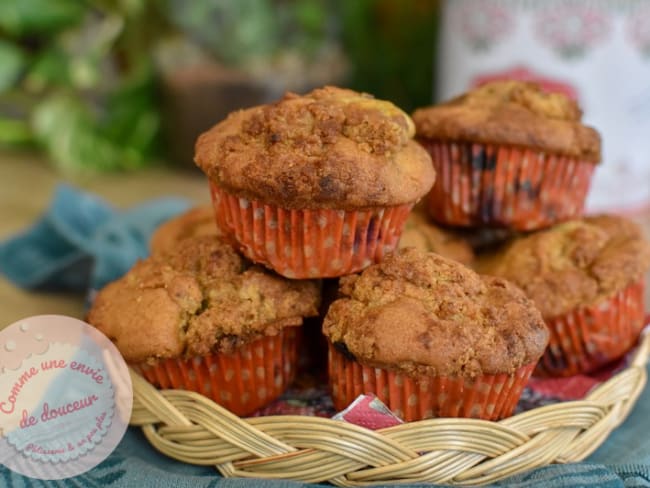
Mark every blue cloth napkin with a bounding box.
[0,184,191,291]
[1,186,649,487]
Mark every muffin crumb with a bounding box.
[412,80,601,161]
[323,247,548,378]
[195,86,435,209]
[399,208,474,265]
[88,236,321,363]
[477,215,650,318]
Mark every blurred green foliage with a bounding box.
[167,0,278,65]
[0,0,439,172]
[0,0,165,172]
[0,0,341,172]
[340,0,439,112]
[0,0,86,36]
[164,0,337,74]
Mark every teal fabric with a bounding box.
[0,184,190,291]
[0,186,648,487]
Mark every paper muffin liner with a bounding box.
[209,182,413,278]
[328,343,536,421]
[419,140,596,230]
[536,280,645,377]
[132,329,298,417]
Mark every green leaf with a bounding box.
[0,40,26,93]
[0,118,33,145]
[101,88,159,156]
[166,0,278,65]
[0,0,86,37]
[26,46,73,89]
[0,90,37,145]
[26,13,125,91]
[294,0,327,35]
[32,94,155,172]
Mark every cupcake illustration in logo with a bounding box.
[536,4,611,59]
[0,315,132,480]
[455,0,513,51]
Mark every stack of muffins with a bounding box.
[88,82,650,423]
[412,81,650,380]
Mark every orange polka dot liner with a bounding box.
[328,342,536,422]
[419,141,596,231]
[209,182,413,279]
[536,280,646,378]
[131,329,298,417]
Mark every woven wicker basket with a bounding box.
[129,331,649,486]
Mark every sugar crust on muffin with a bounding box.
[412,80,601,161]
[477,215,650,318]
[89,236,321,363]
[323,247,548,378]
[195,86,435,209]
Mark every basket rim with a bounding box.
[128,329,650,486]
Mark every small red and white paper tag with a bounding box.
[332,394,403,430]
[332,322,650,425]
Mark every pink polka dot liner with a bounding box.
[132,329,297,417]
[328,342,535,422]
[536,280,646,377]
[419,140,595,231]
[209,182,413,279]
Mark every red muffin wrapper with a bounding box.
[419,140,596,230]
[536,280,646,377]
[132,329,297,417]
[328,343,536,422]
[209,182,413,279]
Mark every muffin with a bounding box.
[323,247,548,421]
[88,235,321,416]
[399,207,474,265]
[149,206,218,254]
[195,86,435,279]
[477,215,650,377]
[412,81,601,230]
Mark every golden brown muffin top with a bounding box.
[195,86,435,209]
[399,208,474,265]
[413,81,601,162]
[88,236,321,363]
[149,206,218,255]
[323,247,548,378]
[477,215,650,319]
